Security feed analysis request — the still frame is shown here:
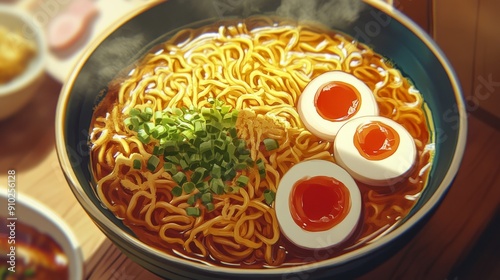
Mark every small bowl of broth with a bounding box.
[0,191,83,280]
[55,0,467,279]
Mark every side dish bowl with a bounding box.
[55,0,467,279]
[0,190,83,280]
[0,5,46,121]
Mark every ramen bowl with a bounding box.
[0,190,83,279]
[55,0,467,279]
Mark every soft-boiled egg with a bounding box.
[298,71,379,142]
[275,160,362,249]
[334,116,417,186]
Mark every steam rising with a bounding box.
[72,33,146,96]
[276,0,367,29]
[72,0,368,97]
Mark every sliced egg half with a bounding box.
[298,71,379,142]
[334,116,417,186]
[275,160,362,250]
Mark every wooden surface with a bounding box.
[434,0,500,120]
[1,2,500,279]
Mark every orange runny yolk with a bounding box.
[353,121,400,160]
[290,176,351,232]
[314,81,361,121]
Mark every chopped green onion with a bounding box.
[211,164,222,179]
[263,138,279,151]
[223,168,236,181]
[199,141,213,153]
[124,117,134,130]
[228,127,237,138]
[137,129,150,144]
[162,116,176,125]
[225,184,235,193]
[236,175,249,187]
[201,192,212,204]
[129,108,141,116]
[227,143,236,158]
[191,167,207,183]
[187,195,196,206]
[172,172,187,185]
[172,186,182,197]
[205,202,215,212]
[165,155,181,165]
[173,108,183,116]
[210,178,224,195]
[186,207,201,217]
[152,146,164,156]
[196,181,209,192]
[123,101,256,208]
[140,107,153,121]
[234,162,248,171]
[264,189,276,205]
[152,125,167,139]
[190,153,202,164]
[220,105,231,114]
[143,122,154,134]
[147,155,160,172]
[164,141,179,155]
[183,182,196,194]
[179,159,189,170]
[133,159,141,170]
[163,162,177,175]
[154,111,163,124]
[256,159,266,178]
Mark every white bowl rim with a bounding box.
[0,189,84,280]
[0,5,47,96]
[55,0,468,277]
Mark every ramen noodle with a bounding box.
[89,17,434,268]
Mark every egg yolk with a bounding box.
[290,176,351,232]
[314,81,361,121]
[354,121,400,160]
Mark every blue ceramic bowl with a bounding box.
[55,0,467,279]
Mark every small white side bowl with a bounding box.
[0,5,46,120]
[0,190,83,280]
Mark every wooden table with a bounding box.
[1,1,500,278]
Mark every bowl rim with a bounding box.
[0,5,47,96]
[0,189,84,280]
[55,0,468,276]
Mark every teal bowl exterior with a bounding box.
[55,0,467,279]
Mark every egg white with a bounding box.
[298,71,379,142]
[275,160,362,250]
[334,116,417,186]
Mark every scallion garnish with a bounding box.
[133,159,141,170]
[172,186,182,197]
[263,138,279,151]
[264,189,276,205]
[124,100,259,217]
[147,155,160,172]
[183,182,196,194]
[186,207,201,217]
[236,175,249,187]
[172,172,187,185]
